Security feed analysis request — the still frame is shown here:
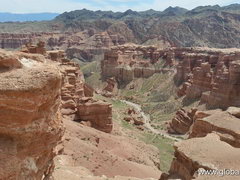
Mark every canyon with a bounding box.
[99,45,240,180]
[0,43,165,180]
[1,3,240,180]
[0,31,127,63]
[1,39,240,180]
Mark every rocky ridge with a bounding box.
[0,31,127,62]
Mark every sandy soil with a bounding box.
[53,118,162,179]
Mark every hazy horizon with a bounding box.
[0,0,239,14]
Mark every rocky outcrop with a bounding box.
[102,77,118,97]
[28,46,113,134]
[173,47,240,109]
[189,109,240,148]
[161,133,240,180]
[0,31,127,62]
[0,49,64,179]
[168,108,197,134]
[185,62,212,99]
[162,107,240,180]
[59,59,85,117]
[21,41,46,55]
[205,60,240,109]
[78,97,113,133]
[0,32,58,49]
[101,45,174,83]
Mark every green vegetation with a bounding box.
[140,132,175,172]
[80,61,104,89]
[119,72,182,129]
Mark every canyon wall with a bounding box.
[0,42,114,179]
[24,44,113,133]
[101,46,240,109]
[161,108,240,180]
[0,31,126,62]
[101,45,174,84]
[0,49,64,179]
[170,47,240,109]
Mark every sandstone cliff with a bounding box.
[24,44,113,134]
[168,108,197,135]
[171,47,240,109]
[0,49,64,179]
[161,133,240,180]
[101,44,174,84]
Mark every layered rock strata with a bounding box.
[44,48,113,133]
[162,107,240,180]
[171,47,240,109]
[189,109,240,148]
[0,31,126,62]
[0,49,64,179]
[102,77,118,97]
[78,97,113,133]
[161,133,240,180]
[168,108,197,134]
[101,45,174,83]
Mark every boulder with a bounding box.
[162,133,240,180]
[78,98,113,133]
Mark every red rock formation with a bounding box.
[185,62,213,99]
[21,41,46,55]
[102,77,118,97]
[101,45,172,83]
[84,83,94,97]
[168,108,197,134]
[205,60,240,109]
[78,97,113,133]
[103,77,118,93]
[172,47,240,109]
[0,32,59,49]
[161,133,240,180]
[27,44,113,133]
[0,31,127,62]
[0,49,64,179]
[60,60,85,117]
[189,109,240,148]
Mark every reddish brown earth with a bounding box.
[161,133,240,180]
[54,118,161,179]
[168,108,197,135]
[189,109,240,148]
[0,49,64,179]
[102,77,118,97]
[78,97,113,133]
[0,31,128,62]
[2,38,240,180]
[100,45,240,180]
[161,107,240,180]
[101,44,174,83]
[101,45,240,109]
[0,45,163,180]
[173,47,240,109]
[22,43,113,133]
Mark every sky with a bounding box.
[0,0,239,13]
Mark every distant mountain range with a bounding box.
[0,13,59,22]
[55,4,240,21]
[0,4,240,48]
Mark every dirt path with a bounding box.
[121,100,181,142]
